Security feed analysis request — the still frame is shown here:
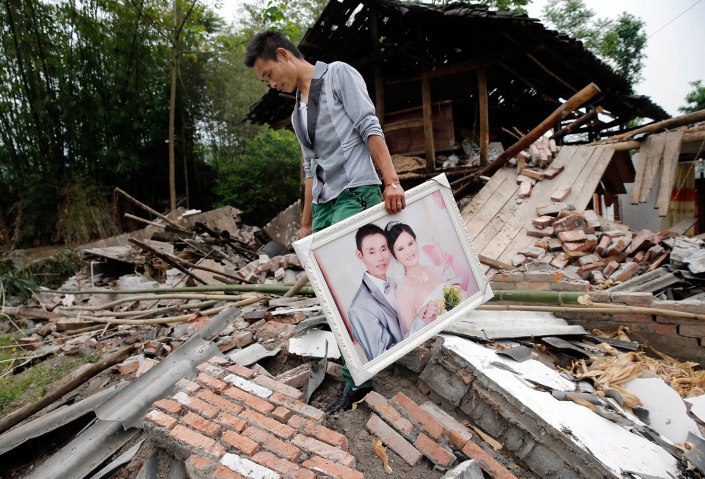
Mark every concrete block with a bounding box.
[442,460,484,479]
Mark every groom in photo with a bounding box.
[348,224,439,362]
[348,224,404,363]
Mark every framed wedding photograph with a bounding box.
[293,174,492,385]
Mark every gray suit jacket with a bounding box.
[348,275,404,362]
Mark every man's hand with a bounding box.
[383,182,406,214]
[418,301,439,323]
[297,225,312,240]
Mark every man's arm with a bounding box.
[299,177,313,238]
[368,135,405,214]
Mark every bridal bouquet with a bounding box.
[443,285,462,311]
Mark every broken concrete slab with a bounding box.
[622,377,702,444]
[227,343,281,367]
[427,335,681,478]
[445,310,587,340]
[288,330,341,359]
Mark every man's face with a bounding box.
[356,233,391,280]
[253,48,297,93]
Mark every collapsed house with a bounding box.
[2,1,705,479]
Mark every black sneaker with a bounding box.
[324,386,373,415]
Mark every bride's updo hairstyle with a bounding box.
[384,221,416,258]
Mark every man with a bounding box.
[348,224,404,363]
[244,31,406,414]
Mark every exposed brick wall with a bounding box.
[489,271,705,364]
[363,390,517,477]
[142,357,361,479]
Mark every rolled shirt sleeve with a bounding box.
[331,63,384,143]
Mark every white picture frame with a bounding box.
[293,174,492,385]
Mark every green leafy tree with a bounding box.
[542,0,647,85]
[214,128,301,225]
[679,80,705,114]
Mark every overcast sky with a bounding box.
[526,0,705,116]
[221,0,705,117]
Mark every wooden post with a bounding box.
[478,82,601,178]
[550,109,599,140]
[602,109,705,142]
[477,69,489,166]
[422,71,435,172]
[369,10,385,123]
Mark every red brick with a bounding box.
[553,214,587,234]
[550,257,569,269]
[456,368,475,385]
[679,324,705,338]
[419,402,474,449]
[365,391,416,437]
[520,168,544,181]
[239,407,296,439]
[213,464,245,479]
[272,406,292,422]
[302,456,364,479]
[619,321,675,335]
[626,229,653,255]
[144,409,177,430]
[415,432,456,467]
[461,440,518,479]
[208,356,230,366]
[390,392,445,440]
[196,389,244,416]
[550,184,571,202]
[558,229,586,243]
[288,415,348,450]
[252,451,315,479]
[197,372,229,393]
[222,429,259,456]
[226,363,256,379]
[197,362,226,378]
[176,378,201,393]
[366,413,422,466]
[186,453,216,477]
[606,238,631,256]
[577,262,603,278]
[515,281,551,291]
[214,412,248,432]
[169,425,226,458]
[275,364,311,388]
[609,262,641,282]
[173,392,220,419]
[518,180,532,198]
[268,392,325,422]
[603,260,620,277]
[292,433,356,468]
[155,398,183,415]
[182,412,221,437]
[243,426,301,461]
[532,216,556,229]
[253,375,304,401]
[224,387,275,415]
[543,165,563,179]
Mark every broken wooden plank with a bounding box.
[632,134,667,204]
[656,131,685,216]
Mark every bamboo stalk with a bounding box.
[49,284,315,295]
[74,300,220,318]
[489,290,590,305]
[60,293,254,312]
[68,295,266,325]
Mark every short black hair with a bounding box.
[244,30,303,67]
[355,223,386,252]
[384,222,416,258]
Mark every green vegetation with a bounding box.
[679,80,705,114]
[214,128,302,226]
[0,262,37,303]
[0,333,100,415]
[541,0,647,85]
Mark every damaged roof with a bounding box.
[247,0,669,134]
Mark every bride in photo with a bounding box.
[384,221,462,336]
